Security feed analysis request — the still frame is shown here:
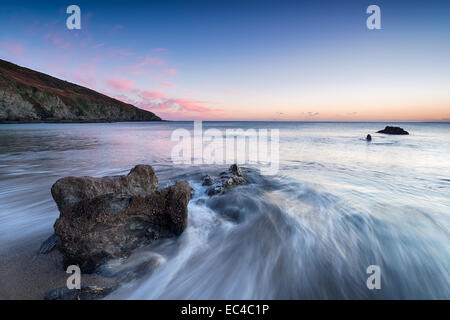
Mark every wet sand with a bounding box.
[0,233,116,300]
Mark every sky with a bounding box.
[0,0,449,121]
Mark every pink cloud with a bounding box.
[107,80,224,120]
[143,97,222,119]
[106,78,135,90]
[68,62,104,88]
[141,90,165,99]
[164,68,177,75]
[173,99,213,113]
[14,22,218,120]
[161,82,177,88]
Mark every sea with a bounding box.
[0,121,449,299]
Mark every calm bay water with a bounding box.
[0,122,449,299]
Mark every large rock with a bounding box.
[377,126,409,135]
[51,165,159,213]
[51,165,191,273]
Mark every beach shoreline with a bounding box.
[0,233,116,300]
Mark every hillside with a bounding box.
[0,59,161,123]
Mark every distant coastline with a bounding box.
[0,119,170,124]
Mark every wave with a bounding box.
[107,167,450,299]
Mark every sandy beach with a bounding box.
[0,233,116,300]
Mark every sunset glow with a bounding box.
[1,0,449,121]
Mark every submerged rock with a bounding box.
[39,234,61,254]
[377,126,409,135]
[44,285,116,300]
[100,252,163,284]
[205,164,246,196]
[51,165,191,273]
[201,175,214,186]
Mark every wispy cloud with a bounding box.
[161,82,177,88]
[143,98,222,120]
[163,68,177,75]
[11,14,215,120]
[119,55,167,75]
[106,78,135,90]
[141,89,165,100]
[106,78,220,120]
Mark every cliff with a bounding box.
[0,59,161,123]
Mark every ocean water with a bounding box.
[0,122,449,299]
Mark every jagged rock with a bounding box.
[229,164,243,176]
[44,285,116,300]
[377,126,409,135]
[201,175,214,186]
[366,134,372,141]
[51,165,191,273]
[206,164,246,196]
[39,234,61,254]
[51,164,158,213]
